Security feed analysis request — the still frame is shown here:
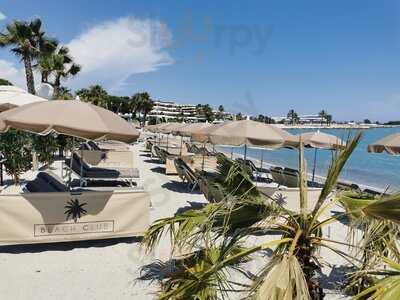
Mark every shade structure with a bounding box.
[297,131,345,183]
[157,122,187,134]
[191,121,232,143]
[204,120,297,149]
[0,100,140,143]
[299,131,345,150]
[368,133,400,155]
[145,124,159,133]
[0,85,48,112]
[173,122,213,137]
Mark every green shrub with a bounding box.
[0,129,32,183]
[31,133,58,166]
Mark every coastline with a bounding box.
[275,124,400,129]
[217,147,388,194]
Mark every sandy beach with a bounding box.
[0,141,358,299]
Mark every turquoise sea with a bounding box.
[220,127,400,192]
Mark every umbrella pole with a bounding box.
[68,136,74,191]
[231,147,233,160]
[80,147,84,187]
[312,148,317,183]
[260,149,264,181]
[202,142,206,170]
[244,144,247,161]
[166,134,169,153]
[180,135,183,156]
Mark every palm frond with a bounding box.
[310,132,363,226]
[352,257,400,300]
[251,255,310,300]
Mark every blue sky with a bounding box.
[0,0,399,121]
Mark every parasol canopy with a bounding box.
[172,122,213,137]
[298,131,345,150]
[204,120,297,149]
[368,133,400,155]
[0,100,140,143]
[0,85,49,112]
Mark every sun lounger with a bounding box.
[235,158,272,183]
[282,168,300,188]
[25,174,66,193]
[270,167,285,186]
[65,153,140,187]
[153,145,167,163]
[174,158,198,191]
[26,170,139,193]
[197,173,225,202]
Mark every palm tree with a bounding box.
[76,85,108,107]
[326,114,332,126]
[140,94,154,126]
[217,105,225,120]
[141,132,400,298]
[0,18,56,94]
[51,48,81,99]
[131,92,153,126]
[36,45,81,98]
[287,109,299,125]
[319,109,328,125]
[131,93,144,119]
[57,86,74,100]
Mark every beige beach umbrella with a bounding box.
[145,124,160,133]
[173,122,213,137]
[206,120,297,151]
[191,121,232,143]
[0,85,48,112]
[299,131,345,150]
[172,122,215,155]
[192,120,297,171]
[0,100,140,143]
[155,122,186,152]
[297,131,345,182]
[368,133,400,155]
[158,122,186,134]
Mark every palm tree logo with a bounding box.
[64,198,87,223]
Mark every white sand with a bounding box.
[0,143,355,299]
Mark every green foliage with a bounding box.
[0,78,12,85]
[36,45,81,98]
[131,92,154,125]
[76,85,108,107]
[196,104,215,122]
[0,129,32,183]
[141,133,369,299]
[0,18,57,93]
[31,133,58,165]
[253,114,275,124]
[287,109,299,124]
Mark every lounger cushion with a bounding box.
[66,153,140,179]
[37,171,68,192]
[25,177,59,193]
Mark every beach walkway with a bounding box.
[0,143,207,300]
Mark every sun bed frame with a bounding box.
[64,153,141,188]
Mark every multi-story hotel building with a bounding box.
[148,100,206,122]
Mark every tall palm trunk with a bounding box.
[41,72,48,83]
[53,74,61,99]
[23,55,35,94]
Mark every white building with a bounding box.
[272,114,325,124]
[148,100,206,122]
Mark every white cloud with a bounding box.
[0,12,6,21]
[67,17,173,92]
[0,59,26,88]
[0,17,173,93]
